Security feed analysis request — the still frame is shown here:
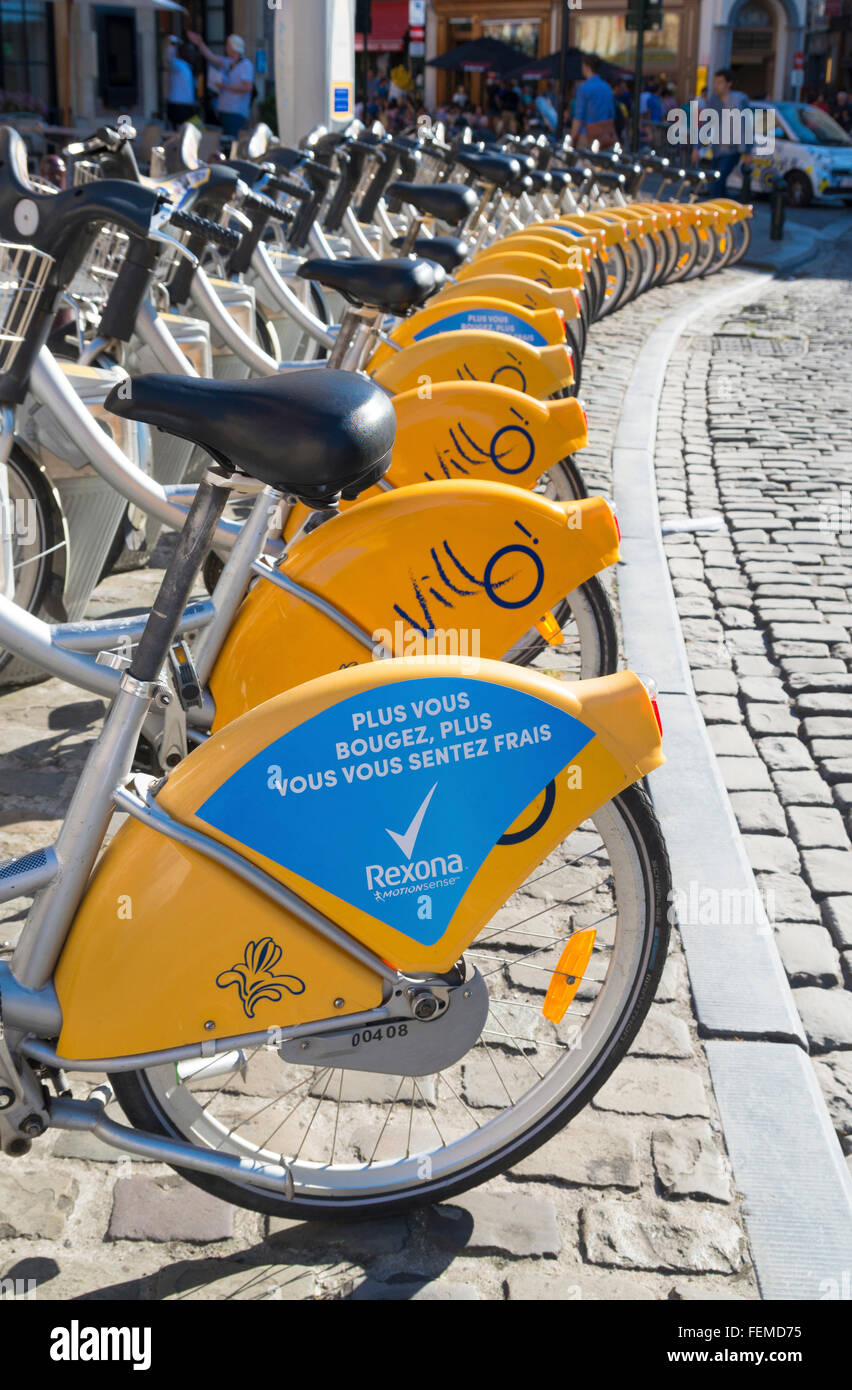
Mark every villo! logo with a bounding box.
[365,783,463,892]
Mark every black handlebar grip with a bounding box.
[168,206,243,250]
[242,189,291,223]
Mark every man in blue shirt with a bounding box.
[691,67,753,196]
[571,55,617,149]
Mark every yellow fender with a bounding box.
[435,272,583,324]
[370,296,566,374]
[55,658,662,1058]
[368,329,574,398]
[481,232,584,269]
[215,480,619,725]
[462,250,585,294]
[281,384,588,539]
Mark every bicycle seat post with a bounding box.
[129,470,232,685]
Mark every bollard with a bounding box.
[740,162,752,205]
[769,173,786,241]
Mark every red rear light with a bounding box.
[638,674,663,737]
[613,511,621,541]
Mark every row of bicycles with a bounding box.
[0,117,751,1219]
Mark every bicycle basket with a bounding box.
[68,222,131,307]
[0,241,55,374]
[72,160,104,186]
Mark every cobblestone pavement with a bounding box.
[0,266,777,1302]
[658,232,852,1172]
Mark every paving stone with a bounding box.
[159,1260,337,1301]
[728,792,787,834]
[425,1190,560,1258]
[745,704,801,737]
[511,1115,640,1190]
[267,1214,409,1256]
[581,1199,746,1274]
[801,848,852,897]
[756,872,821,924]
[774,924,843,987]
[107,1176,234,1244]
[757,737,814,771]
[593,1060,710,1118]
[697,695,744,724]
[811,1051,852,1140]
[0,1172,78,1241]
[654,953,686,1002]
[716,757,773,792]
[651,1123,733,1203]
[692,669,740,696]
[802,717,852,740]
[707,725,754,758]
[788,674,852,695]
[771,770,834,806]
[350,1277,481,1301]
[739,677,789,703]
[630,1006,694,1059]
[792,988,852,1053]
[769,624,848,644]
[742,834,801,875]
[503,1264,656,1300]
[823,897,852,951]
[788,806,849,849]
[795,693,852,717]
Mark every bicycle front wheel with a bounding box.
[110,782,670,1220]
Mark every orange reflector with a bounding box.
[542,929,597,1024]
[534,611,564,647]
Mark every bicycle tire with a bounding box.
[110,781,671,1220]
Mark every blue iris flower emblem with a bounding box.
[216,937,306,1019]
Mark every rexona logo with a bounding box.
[196,677,594,946]
[366,782,464,893]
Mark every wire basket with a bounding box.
[72,160,104,186]
[0,241,55,374]
[68,222,131,308]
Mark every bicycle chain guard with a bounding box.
[278,963,489,1076]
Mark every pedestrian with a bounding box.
[691,67,752,197]
[612,78,631,142]
[187,30,254,143]
[535,81,558,136]
[165,36,197,129]
[571,54,617,150]
[639,79,663,146]
[813,91,830,113]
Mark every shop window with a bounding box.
[0,0,56,114]
[96,8,139,109]
[574,13,681,75]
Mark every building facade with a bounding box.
[804,0,852,95]
[697,0,807,100]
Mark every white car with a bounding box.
[727,101,852,207]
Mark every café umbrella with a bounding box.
[426,37,528,76]
[49,0,188,126]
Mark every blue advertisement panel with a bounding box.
[197,677,593,945]
[412,309,549,348]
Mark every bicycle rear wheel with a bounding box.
[111,782,670,1220]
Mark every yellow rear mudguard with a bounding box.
[372,297,566,371]
[55,659,663,1059]
[281,384,588,539]
[433,273,583,324]
[481,232,584,269]
[368,329,574,398]
[460,251,585,294]
[216,479,619,725]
